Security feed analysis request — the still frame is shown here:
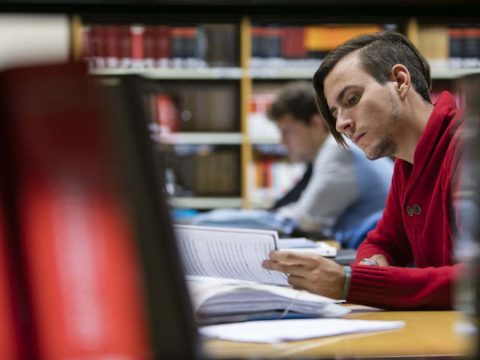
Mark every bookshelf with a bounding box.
[69,11,480,210]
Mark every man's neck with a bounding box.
[396,98,435,164]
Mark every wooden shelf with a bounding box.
[90,67,243,79]
[169,197,243,209]
[250,67,317,79]
[159,132,243,145]
[248,136,281,144]
[431,67,480,80]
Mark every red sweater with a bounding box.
[348,92,463,309]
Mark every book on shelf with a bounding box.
[145,82,239,135]
[83,22,238,69]
[162,145,240,197]
[414,24,480,70]
[250,24,384,69]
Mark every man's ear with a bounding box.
[391,64,410,98]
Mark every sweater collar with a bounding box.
[412,91,458,167]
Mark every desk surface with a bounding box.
[204,310,474,359]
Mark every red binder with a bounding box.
[1,63,150,359]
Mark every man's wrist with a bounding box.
[342,266,352,300]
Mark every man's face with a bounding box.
[276,113,322,163]
[324,52,402,160]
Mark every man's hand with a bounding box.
[262,250,345,299]
[359,254,389,266]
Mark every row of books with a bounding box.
[82,23,238,69]
[144,83,239,135]
[82,22,480,72]
[248,157,305,206]
[166,146,241,197]
[251,24,384,63]
[417,25,480,69]
[250,92,275,114]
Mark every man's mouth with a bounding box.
[352,132,365,145]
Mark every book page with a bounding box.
[277,238,338,257]
[200,318,405,343]
[175,225,288,285]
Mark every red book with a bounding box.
[154,25,172,66]
[131,24,145,67]
[81,25,94,68]
[156,94,179,133]
[2,63,151,359]
[143,25,155,67]
[104,25,121,68]
[90,25,106,68]
[118,25,132,68]
[291,27,306,58]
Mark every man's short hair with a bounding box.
[267,81,319,126]
[313,31,432,146]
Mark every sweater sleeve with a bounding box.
[346,264,461,309]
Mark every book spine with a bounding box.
[131,24,145,68]
[155,25,172,68]
[156,93,180,134]
[118,25,133,68]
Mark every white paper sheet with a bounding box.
[175,225,288,285]
[200,318,405,343]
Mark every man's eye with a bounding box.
[348,96,358,105]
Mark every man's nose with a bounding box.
[335,111,354,136]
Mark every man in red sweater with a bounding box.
[262,31,462,309]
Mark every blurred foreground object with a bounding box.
[0,62,199,359]
[455,73,480,358]
[0,14,70,70]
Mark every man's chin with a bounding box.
[366,153,381,161]
[361,145,380,161]
[365,147,390,161]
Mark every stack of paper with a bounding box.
[200,318,405,343]
[187,276,348,325]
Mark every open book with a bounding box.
[187,275,349,325]
[174,224,337,286]
[175,225,344,324]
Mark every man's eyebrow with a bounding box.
[336,85,355,104]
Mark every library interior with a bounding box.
[1,0,480,358]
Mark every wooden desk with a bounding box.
[204,310,473,359]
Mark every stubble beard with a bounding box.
[366,135,396,160]
[366,92,400,160]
